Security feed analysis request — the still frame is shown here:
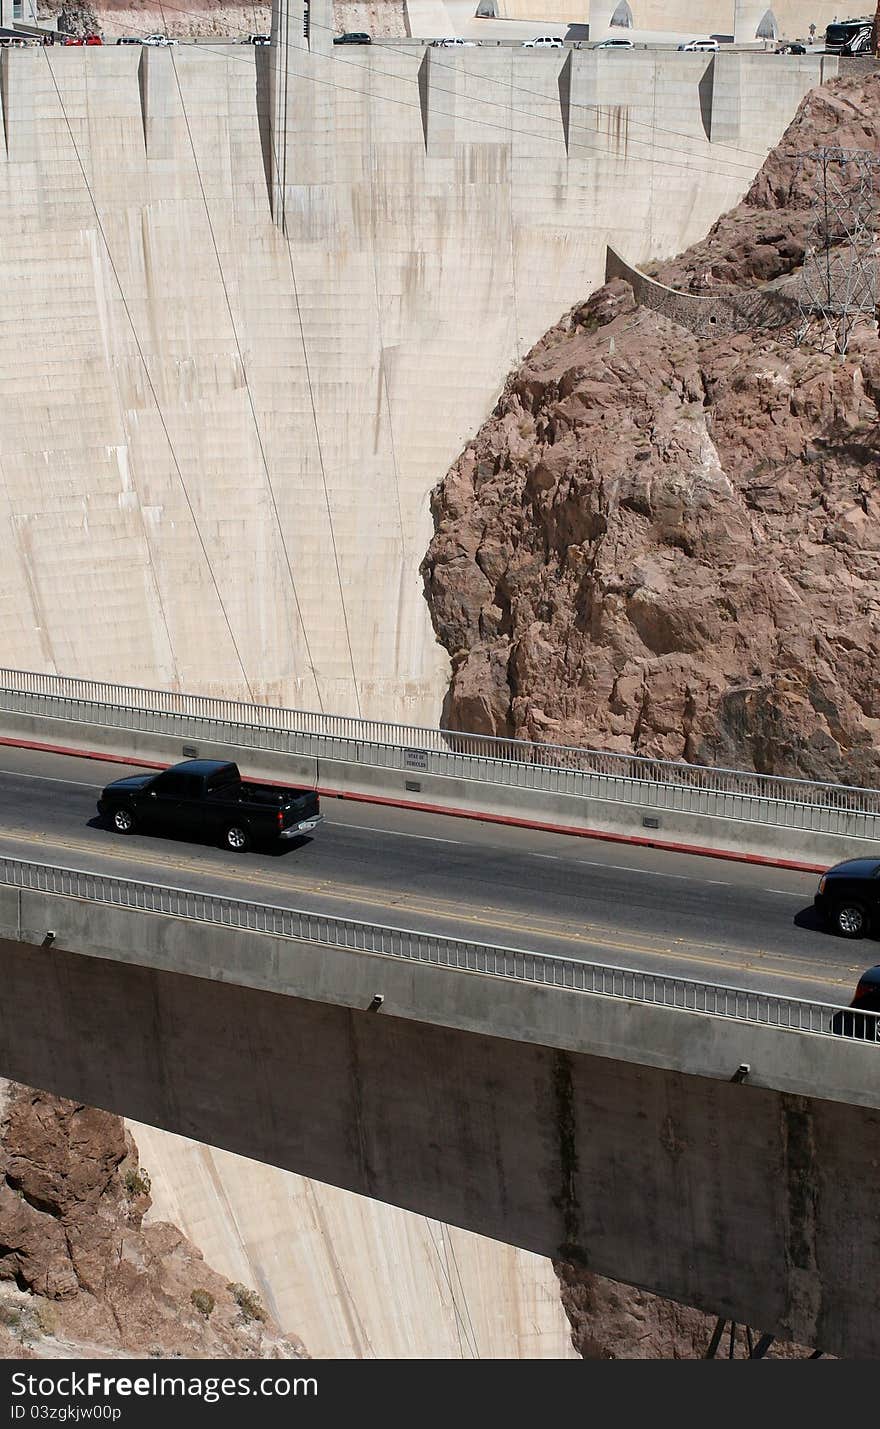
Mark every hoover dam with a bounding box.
[0,10,851,1355]
[0,12,836,723]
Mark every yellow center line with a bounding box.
[0,826,855,991]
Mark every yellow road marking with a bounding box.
[0,824,855,991]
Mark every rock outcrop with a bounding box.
[553,1262,824,1359]
[0,1081,308,1359]
[38,0,407,41]
[422,74,880,785]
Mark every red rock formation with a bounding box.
[422,74,880,785]
[554,1263,825,1359]
[0,1082,308,1359]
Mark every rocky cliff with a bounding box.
[39,0,406,41]
[0,1081,308,1359]
[422,73,880,785]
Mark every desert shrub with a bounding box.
[191,1289,215,1320]
[227,1282,267,1323]
[123,1168,152,1198]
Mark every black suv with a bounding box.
[831,965,880,1039]
[334,32,371,44]
[814,858,880,937]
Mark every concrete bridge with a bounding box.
[1,671,878,1354]
[1,851,879,1357]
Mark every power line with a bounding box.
[796,146,880,354]
[101,0,775,167]
[166,49,331,713]
[39,48,258,703]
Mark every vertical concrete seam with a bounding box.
[346,1008,377,1198]
[0,50,8,159]
[137,46,148,155]
[552,1050,584,1261]
[417,50,428,151]
[368,57,406,562]
[168,51,320,709]
[507,54,521,362]
[780,1094,822,1344]
[38,49,240,698]
[558,50,572,157]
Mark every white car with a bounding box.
[431,37,477,47]
[677,38,719,51]
[522,36,563,48]
[143,34,177,46]
[595,37,634,48]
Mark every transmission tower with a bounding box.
[796,147,880,356]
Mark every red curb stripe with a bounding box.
[0,736,166,770]
[0,733,827,874]
[314,786,826,874]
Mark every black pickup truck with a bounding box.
[97,759,322,852]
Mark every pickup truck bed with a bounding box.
[97,759,322,852]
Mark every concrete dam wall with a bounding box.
[0,20,834,724]
[0,19,843,1356]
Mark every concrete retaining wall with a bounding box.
[0,707,870,867]
[1,896,879,1355]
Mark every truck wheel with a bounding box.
[223,825,250,852]
[112,807,136,835]
[834,902,869,938]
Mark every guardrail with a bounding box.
[1,668,879,844]
[0,853,868,1039]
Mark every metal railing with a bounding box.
[2,668,880,842]
[0,853,868,1040]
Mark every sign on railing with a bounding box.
[1,666,878,818]
[0,853,871,1041]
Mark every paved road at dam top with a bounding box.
[0,744,866,1011]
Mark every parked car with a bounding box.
[775,41,807,53]
[116,36,144,44]
[522,36,563,48]
[830,965,880,1039]
[143,34,177,45]
[84,34,103,45]
[333,32,371,44]
[61,36,85,45]
[677,38,720,51]
[431,37,477,46]
[98,759,323,852]
[595,37,634,48]
[814,858,880,938]
[242,34,271,44]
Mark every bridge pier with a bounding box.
[0,906,877,1355]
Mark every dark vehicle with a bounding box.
[830,965,880,1039]
[775,41,807,53]
[116,36,143,44]
[333,32,371,44]
[242,33,271,44]
[824,16,873,51]
[98,759,322,852]
[814,857,880,938]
